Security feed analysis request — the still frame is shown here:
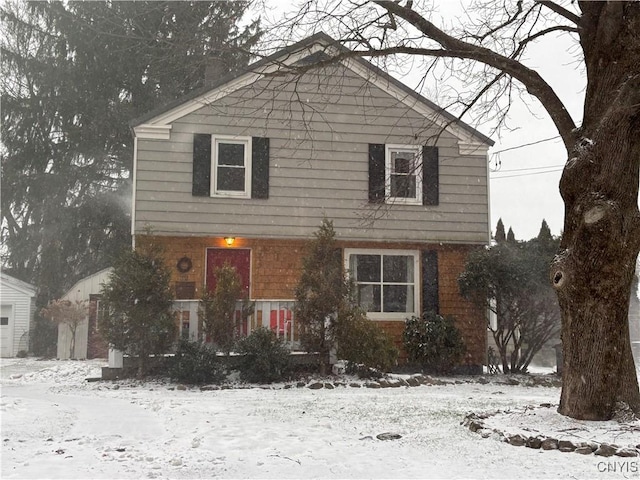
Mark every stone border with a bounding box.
[462,405,640,458]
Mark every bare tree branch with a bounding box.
[373,0,578,149]
[536,0,581,26]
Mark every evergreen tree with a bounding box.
[506,227,516,243]
[494,218,506,244]
[294,218,349,374]
[199,264,253,356]
[100,239,176,377]
[1,0,262,307]
[537,219,554,246]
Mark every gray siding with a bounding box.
[135,65,490,244]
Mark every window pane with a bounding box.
[357,284,381,312]
[394,156,412,174]
[390,175,416,198]
[218,143,245,166]
[217,166,245,191]
[383,285,414,312]
[383,255,414,283]
[352,255,380,282]
[391,150,415,173]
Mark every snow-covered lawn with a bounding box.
[1,358,638,479]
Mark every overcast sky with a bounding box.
[259,1,597,241]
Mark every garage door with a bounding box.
[0,304,13,357]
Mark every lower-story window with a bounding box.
[345,249,419,319]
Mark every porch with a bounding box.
[173,299,300,349]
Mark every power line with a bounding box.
[491,168,564,179]
[490,135,562,155]
[492,163,565,173]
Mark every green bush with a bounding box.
[170,339,224,385]
[335,307,398,372]
[100,239,176,377]
[403,312,466,374]
[236,328,291,383]
[16,350,28,358]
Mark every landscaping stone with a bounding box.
[615,448,639,457]
[541,438,558,450]
[377,379,390,388]
[365,382,381,389]
[376,432,402,441]
[594,443,617,457]
[308,382,324,390]
[176,385,187,391]
[323,383,335,390]
[296,382,306,388]
[574,446,593,455]
[558,440,576,452]
[526,437,542,449]
[349,383,361,388]
[508,434,526,446]
[406,377,421,387]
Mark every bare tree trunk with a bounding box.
[551,2,640,420]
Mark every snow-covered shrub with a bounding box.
[170,339,224,385]
[403,312,466,374]
[235,328,290,383]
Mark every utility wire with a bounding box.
[490,135,562,155]
[491,168,564,179]
[492,163,565,173]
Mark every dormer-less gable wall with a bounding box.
[134,63,490,244]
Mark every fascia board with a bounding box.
[0,274,36,297]
[133,124,172,140]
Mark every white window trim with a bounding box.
[344,248,420,320]
[211,135,252,198]
[385,144,422,205]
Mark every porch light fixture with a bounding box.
[224,237,235,246]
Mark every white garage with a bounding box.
[0,272,36,357]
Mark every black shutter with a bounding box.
[422,249,439,315]
[369,143,385,203]
[252,137,269,199]
[422,146,439,206]
[192,134,211,196]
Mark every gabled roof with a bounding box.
[0,271,36,297]
[131,32,493,147]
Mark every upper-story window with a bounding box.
[213,137,251,197]
[386,145,422,204]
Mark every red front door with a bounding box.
[206,248,251,297]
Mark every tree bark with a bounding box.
[553,2,640,420]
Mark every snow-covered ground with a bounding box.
[1,358,638,479]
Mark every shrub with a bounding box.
[335,307,398,372]
[16,350,28,358]
[294,218,350,374]
[236,328,290,383]
[199,265,253,356]
[170,339,224,385]
[403,312,466,374]
[100,239,176,377]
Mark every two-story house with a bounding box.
[130,33,493,372]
